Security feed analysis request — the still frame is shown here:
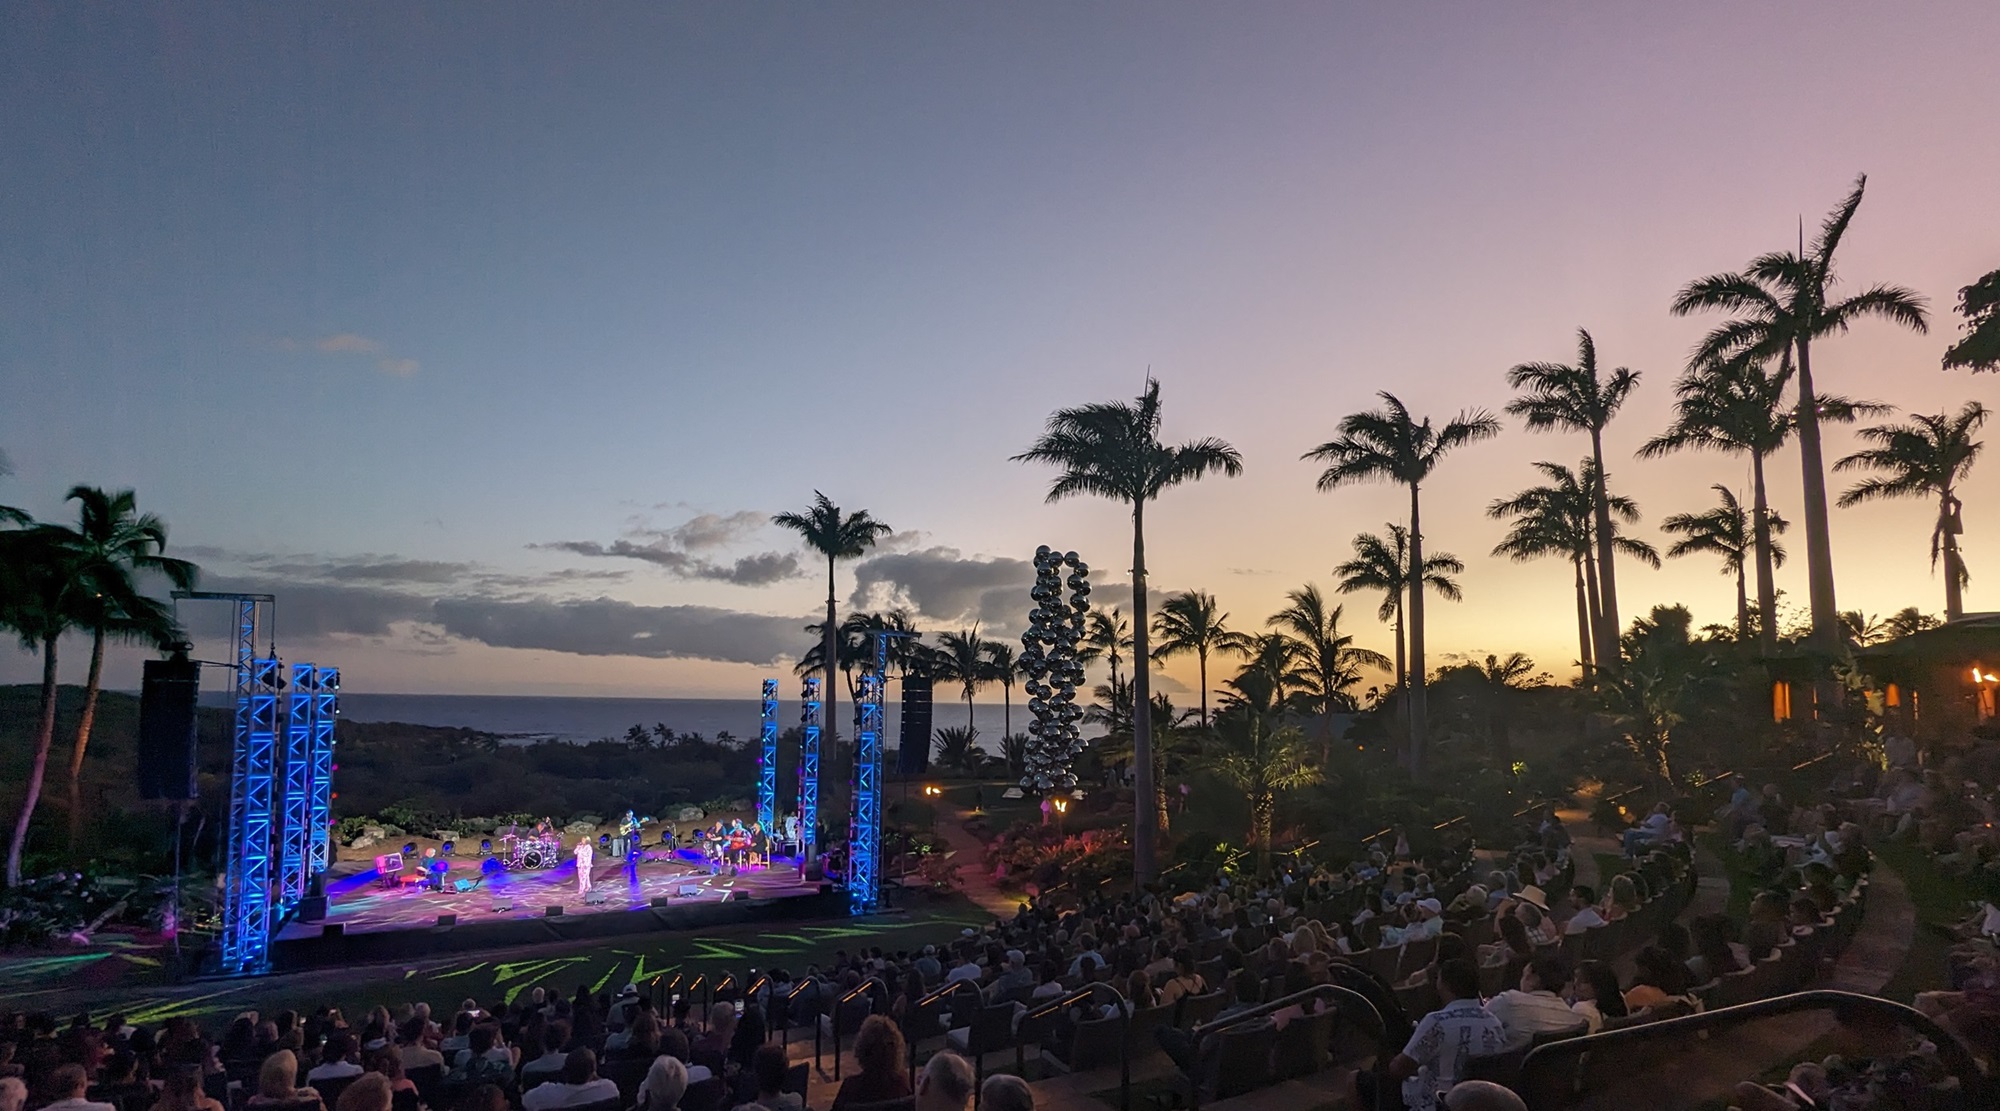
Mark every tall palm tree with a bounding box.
[1202,706,1320,877]
[1014,377,1243,880]
[1151,590,1250,729]
[1942,268,2000,373]
[0,448,26,526]
[1,526,85,886]
[1507,329,1641,665]
[1304,393,1499,779]
[1333,524,1462,689]
[1639,352,1878,656]
[981,640,1017,743]
[932,627,991,732]
[1661,485,1788,644]
[1488,460,1658,673]
[1266,586,1391,736]
[54,487,197,852]
[1834,402,1988,620]
[774,493,893,750]
[1672,174,1930,655]
[1229,633,1301,715]
[1078,608,1133,689]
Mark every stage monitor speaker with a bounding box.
[723,890,750,902]
[678,884,704,897]
[897,676,933,775]
[435,914,457,928]
[321,923,345,938]
[650,896,674,909]
[297,895,328,922]
[137,657,201,800]
[545,905,564,917]
[491,900,515,913]
[802,861,824,883]
[582,889,609,906]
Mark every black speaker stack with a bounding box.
[137,657,201,800]
[897,675,933,775]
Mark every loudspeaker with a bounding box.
[137,657,201,800]
[678,884,704,897]
[803,860,824,883]
[897,676,933,775]
[297,895,328,922]
[321,923,345,938]
[723,890,750,902]
[582,889,609,906]
[435,914,458,928]
[545,905,564,917]
[650,896,674,908]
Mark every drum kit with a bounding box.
[496,824,562,870]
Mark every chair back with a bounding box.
[1175,990,1225,1029]
[310,1077,357,1108]
[1210,1026,1275,1100]
[1062,1014,1124,1072]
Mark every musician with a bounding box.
[619,810,641,837]
[574,836,595,896]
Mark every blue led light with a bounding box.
[758,679,778,832]
[307,667,338,878]
[799,678,821,862]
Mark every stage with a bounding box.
[267,849,836,971]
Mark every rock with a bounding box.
[563,821,595,835]
[363,824,386,839]
[676,806,707,823]
[351,835,378,850]
[432,830,460,842]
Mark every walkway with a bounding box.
[938,805,1020,917]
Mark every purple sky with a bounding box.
[3,2,1995,700]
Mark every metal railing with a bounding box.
[825,976,890,1078]
[1186,983,1391,1111]
[1516,990,1989,1111]
[1015,981,1131,1110]
[904,980,983,1075]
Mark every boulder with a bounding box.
[432,830,460,843]
[351,834,378,851]
[563,820,595,836]
[676,806,707,823]
[362,824,386,840]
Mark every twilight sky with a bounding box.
[3,2,1995,700]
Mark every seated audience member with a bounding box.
[1622,947,1693,1012]
[1445,1079,1529,1111]
[1484,956,1583,1045]
[446,1029,512,1088]
[334,1075,392,1111]
[980,1074,1034,1111]
[308,1035,364,1083]
[1744,893,1790,961]
[1375,961,1506,1111]
[1566,962,1628,1034]
[394,1019,442,1074]
[248,1051,324,1110]
[520,1024,570,1088]
[830,1016,910,1110]
[744,1045,801,1111]
[635,1055,686,1111]
[458,1086,507,1111]
[521,1050,619,1111]
[0,1078,24,1111]
[1158,950,1206,1006]
[914,1052,974,1111]
[1687,914,1746,983]
[362,1054,414,1099]
[41,1065,116,1111]
[1563,887,1606,935]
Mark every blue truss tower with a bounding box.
[307,667,339,877]
[224,656,283,973]
[280,663,317,910]
[757,680,778,831]
[850,638,888,914]
[799,678,820,861]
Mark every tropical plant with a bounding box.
[0,449,25,526]
[773,493,893,748]
[1942,268,2000,373]
[1266,585,1390,730]
[1000,732,1030,780]
[1838,611,1890,648]
[1661,485,1787,644]
[1592,606,1722,786]
[1014,377,1243,880]
[1304,392,1500,779]
[1506,329,1641,664]
[2,526,86,886]
[983,640,1018,743]
[1433,652,1547,763]
[1835,402,1987,621]
[1487,460,1658,673]
[931,725,986,775]
[1202,703,1322,875]
[1883,607,1942,640]
[931,626,993,731]
[1671,174,1930,654]
[1333,524,1463,689]
[1077,607,1133,689]
[1639,352,1878,655]
[1151,590,1250,729]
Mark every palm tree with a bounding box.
[0,448,26,526]
[1333,524,1462,689]
[1,526,86,886]
[53,487,197,852]
[1304,393,1499,779]
[932,627,991,731]
[982,640,1017,744]
[1838,610,1890,648]
[1228,633,1300,716]
[1204,704,1321,876]
[1661,485,1788,644]
[1487,460,1658,673]
[1835,402,1988,620]
[931,726,985,776]
[1883,606,1942,640]
[1014,378,1243,881]
[1639,352,1879,655]
[1942,268,2000,373]
[773,493,893,750]
[1436,652,1547,763]
[1077,607,1133,689]
[1507,329,1641,665]
[1266,586,1390,737]
[1151,590,1250,729]
[1672,175,1930,655]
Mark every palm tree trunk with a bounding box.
[1942,495,1965,622]
[8,637,60,887]
[1572,555,1594,673]
[66,630,106,856]
[1130,502,1157,883]
[823,556,839,756]
[1582,545,1604,665]
[1734,562,1751,645]
[1792,339,1842,656]
[1406,484,1429,781]
[1751,452,1779,656]
[1253,794,1274,878]
[1196,647,1209,730]
[1589,429,1622,665]
[1392,598,1406,690]
[1002,682,1011,743]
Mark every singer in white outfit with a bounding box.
[574,836,595,896]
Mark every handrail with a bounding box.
[1515,990,1988,1111]
[905,980,983,1075]
[1188,984,1390,1111]
[1016,981,1131,1111]
[827,976,889,1079]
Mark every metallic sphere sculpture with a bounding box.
[1020,545,1090,792]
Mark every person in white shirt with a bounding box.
[1380,961,1506,1111]
[1065,936,1105,979]
[574,837,596,896]
[307,1034,364,1082]
[522,1049,621,1111]
[1484,958,1586,1047]
[35,1066,114,1111]
[1563,887,1607,936]
[1381,899,1445,947]
[0,1076,27,1111]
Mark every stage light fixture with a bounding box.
[441,840,455,855]
[402,842,418,856]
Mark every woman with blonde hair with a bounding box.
[154,1067,225,1111]
[247,1051,324,1111]
[636,1053,687,1111]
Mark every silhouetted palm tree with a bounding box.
[1507,329,1641,664]
[1151,590,1250,729]
[1489,460,1657,673]
[1639,351,1878,655]
[1883,606,1942,640]
[0,449,26,526]
[1304,392,1499,780]
[1838,610,1891,649]
[2,526,86,886]
[932,627,992,731]
[1266,586,1390,734]
[54,487,196,853]
[774,493,893,748]
[1942,268,2000,373]
[1672,174,1929,654]
[1014,378,1243,880]
[981,639,1017,743]
[1661,485,1788,644]
[1835,402,1987,620]
[1078,607,1133,689]
[1333,524,1462,689]
[1202,706,1320,876]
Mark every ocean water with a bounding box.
[325,692,1020,745]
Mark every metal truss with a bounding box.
[307,667,338,877]
[757,680,778,831]
[280,663,316,910]
[224,656,282,973]
[799,678,821,861]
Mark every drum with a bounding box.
[520,846,549,869]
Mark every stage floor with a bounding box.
[283,850,819,939]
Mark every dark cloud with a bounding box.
[195,576,435,639]
[432,596,805,664]
[849,546,1036,634]
[537,540,800,585]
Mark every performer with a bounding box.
[574,835,595,896]
[619,810,641,837]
